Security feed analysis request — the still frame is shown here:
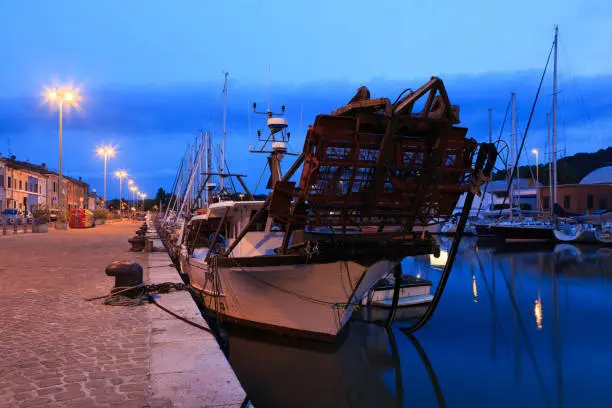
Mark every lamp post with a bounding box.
[130,186,138,216]
[46,87,78,211]
[96,145,115,208]
[139,193,146,211]
[114,170,127,216]
[532,148,539,211]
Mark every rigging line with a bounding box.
[253,161,269,196]
[224,159,238,194]
[476,97,512,217]
[498,40,555,217]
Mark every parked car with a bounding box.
[1,208,23,224]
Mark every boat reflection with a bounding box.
[226,322,445,408]
[222,239,612,407]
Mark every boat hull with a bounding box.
[478,224,556,241]
[183,254,396,341]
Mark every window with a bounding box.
[563,195,570,209]
[587,194,594,209]
[7,176,11,188]
[53,182,56,193]
[19,180,22,190]
[600,196,608,210]
[0,177,3,187]
[543,197,550,209]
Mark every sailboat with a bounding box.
[177,76,496,341]
[476,26,578,243]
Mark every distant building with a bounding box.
[538,166,612,214]
[87,190,105,211]
[487,179,543,210]
[0,154,90,212]
[0,155,48,213]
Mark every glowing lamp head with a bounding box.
[97,145,115,158]
[531,148,538,155]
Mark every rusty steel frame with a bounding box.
[269,76,480,230]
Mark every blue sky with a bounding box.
[1,0,611,198]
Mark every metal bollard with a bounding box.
[13,220,18,235]
[23,218,28,233]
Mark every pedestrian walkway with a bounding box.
[0,223,151,407]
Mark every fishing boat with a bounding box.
[180,77,496,341]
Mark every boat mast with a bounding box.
[221,72,229,191]
[547,112,553,216]
[552,26,559,208]
[510,92,516,221]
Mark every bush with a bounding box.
[93,209,109,220]
[56,210,71,223]
[32,206,50,224]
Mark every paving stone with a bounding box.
[0,224,151,407]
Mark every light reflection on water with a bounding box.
[225,238,612,408]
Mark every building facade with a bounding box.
[539,185,612,214]
[0,157,48,213]
[0,155,89,212]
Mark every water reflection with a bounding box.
[226,322,445,408]
[224,239,612,407]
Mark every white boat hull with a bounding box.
[182,253,396,340]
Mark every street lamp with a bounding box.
[532,148,539,211]
[130,186,138,210]
[96,145,115,208]
[114,169,128,216]
[139,193,146,211]
[45,86,79,210]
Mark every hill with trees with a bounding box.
[493,146,612,185]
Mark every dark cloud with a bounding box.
[1,71,611,196]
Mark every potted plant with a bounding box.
[93,209,108,225]
[55,210,70,230]
[32,206,50,233]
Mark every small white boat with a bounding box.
[553,221,598,243]
[361,274,433,308]
[595,223,612,245]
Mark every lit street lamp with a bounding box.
[114,169,128,216]
[45,86,79,210]
[96,145,115,208]
[139,192,146,211]
[130,186,138,212]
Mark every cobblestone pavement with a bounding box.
[0,222,151,407]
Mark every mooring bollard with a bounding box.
[128,235,146,252]
[105,261,144,298]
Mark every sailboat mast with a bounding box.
[222,72,229,190]
[547,113,553,216]
[510,92,516,221]
[552,25,559,207]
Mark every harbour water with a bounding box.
[222,237,612,408]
